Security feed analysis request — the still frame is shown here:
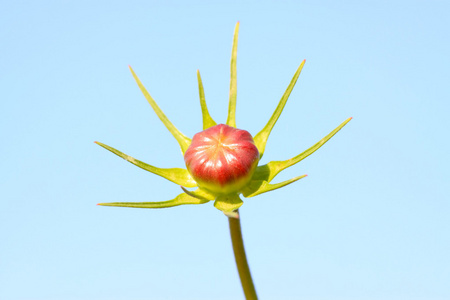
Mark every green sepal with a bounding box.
[197,70,217,130]
[214,194,243,212]
[242,175,307,198]
[226,22,239,128]
[253,59,306,158]
[95,141,197,188]
[181,186,215,201]
[129,66,191,154]
[252,117,352,182]
[97,191,209,209]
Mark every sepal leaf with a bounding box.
[252,117,352,182]
[181,186,215,201]
[242,175,307,198]
[197,70,217,130]
[97,192,209,209]
[129,66,191,154]
[214,194,243,212]
[253,60,306,158]
[226,22,239,128]
[95,141,197,187]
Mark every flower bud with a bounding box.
[184,124,260,195]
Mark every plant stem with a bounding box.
[228,210,258,300]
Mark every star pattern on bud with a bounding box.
[96,22,352,216]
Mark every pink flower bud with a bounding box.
[184,124,260,195]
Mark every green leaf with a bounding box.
[129,66,191,154]
[242,175,307,198]
[95,141,197,188]
[226,22,239,128]
[181,186,215,201]
[98,191,209,209]
[214,194,243,212]
[197,70,217,130]
[252,117,352,182]
[253,60,306,158]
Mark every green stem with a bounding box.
[228,210,258,300]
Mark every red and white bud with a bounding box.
[184,124,260,195]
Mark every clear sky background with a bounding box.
[1,1,449,299]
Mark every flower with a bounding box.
[184,124,260,196]
[95,22,351,216]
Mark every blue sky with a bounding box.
[1,1,449,299]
